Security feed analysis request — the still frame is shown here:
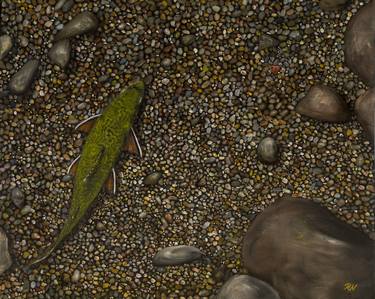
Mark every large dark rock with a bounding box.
[344,1,375,87]
[242,198,374,299]
[355,88,375,145]
[217,275,280,299]
[319,0,349,10]
[296,84,351,122]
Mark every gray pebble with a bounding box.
[182,35,195,46]
[9,59,39,95]
[55,0,68,10]
[48,39,71,68]
[217,275,280,299]
[144,172,162,186]
[54,11,99,41]
[21,205,34,216]
[258,34,278,51]
[10,187,25,208]
[257,137,279,164]
[153,245,203,266]
[0,35,12,60]
[71,269,80,282]
[0,227,12,275]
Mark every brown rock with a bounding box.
[319,0,349,10]
[242,198,374,299]
[355,88,375,145]
[296,84,350,122]
[344,1,375,87]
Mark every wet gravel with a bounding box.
[0,0,374,298]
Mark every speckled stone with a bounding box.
[48,39,71,68]
[0,35,12,60]
[345,1,375,87]
[0,227,12,275]
[54,11,99,41]
[8,59,39,95]
[296,84,351,122]
[242,198,375,299]
[153,245,203,266]
[257,137,279,164]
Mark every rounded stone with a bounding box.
[144,172,162,186]
[296,84,351,122]
[0,35,13,60]
[0,227,12,275]
[10,187,25,208]
[344,1,375,87]
[319,0,349,10]
[355,88,375,145]
[48,39,71,68]
[257,137,279,164]
[242,198,374,299]
[217,275,280,299]
[9,59,40,95]
[54,11,99,41]
[153,245,203,266]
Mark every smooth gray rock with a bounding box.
[0,35,12,60]
[153,245,203,266]
[217,275,280,299]
[242,197,374,299]
[257,137,278,164]
[296,84,351,122]
[9,59,39,95]
[54,11,98,41]
[344,1,375,87]
[0,227,12,275]
[48,39,71,68]
[319,0,349,10]
[355,88,375,145]
[10,187,24,208]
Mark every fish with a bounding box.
[25,81,145,268]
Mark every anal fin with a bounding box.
[123,128,143,158]
[75,114,101,133]
[67,155,80,176]
[104,168,116,195]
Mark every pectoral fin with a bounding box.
[67,155,81,176]
[74,114,101,133]
[123,128,143,158]
[104,168,117,195]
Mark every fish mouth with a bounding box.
[130,80,145,93]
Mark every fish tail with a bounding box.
[24,212,81,269]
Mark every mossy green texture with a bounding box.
[27,81,144,267]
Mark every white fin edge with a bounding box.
[131,127,143,159]
[67,155,81,175]
[74,114,102,131]
[112,168,116,195]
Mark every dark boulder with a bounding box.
[344,1,375,87]
[355,88,375,145]
[242,197,374,299]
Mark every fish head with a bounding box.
[124,80,145,106]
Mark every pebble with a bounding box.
[0,35,12,60]
[242,198,374,299]
[144,172,162,186]
[182,35,195,46]
[54,11,99,41]
[8,59,40,95]
[217,275,280,299]
[345,1,375,87]
[355,88,375,145]
[10,187,25,208]
[153,245,203,266]
[319,0,349,10]
[296,84,351,122]
[257,137,279,164]
[258,34,278,50]
[55,0,68,10]
[48,39,71,68]
[0,227,12,275]
[71,269,81,282]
